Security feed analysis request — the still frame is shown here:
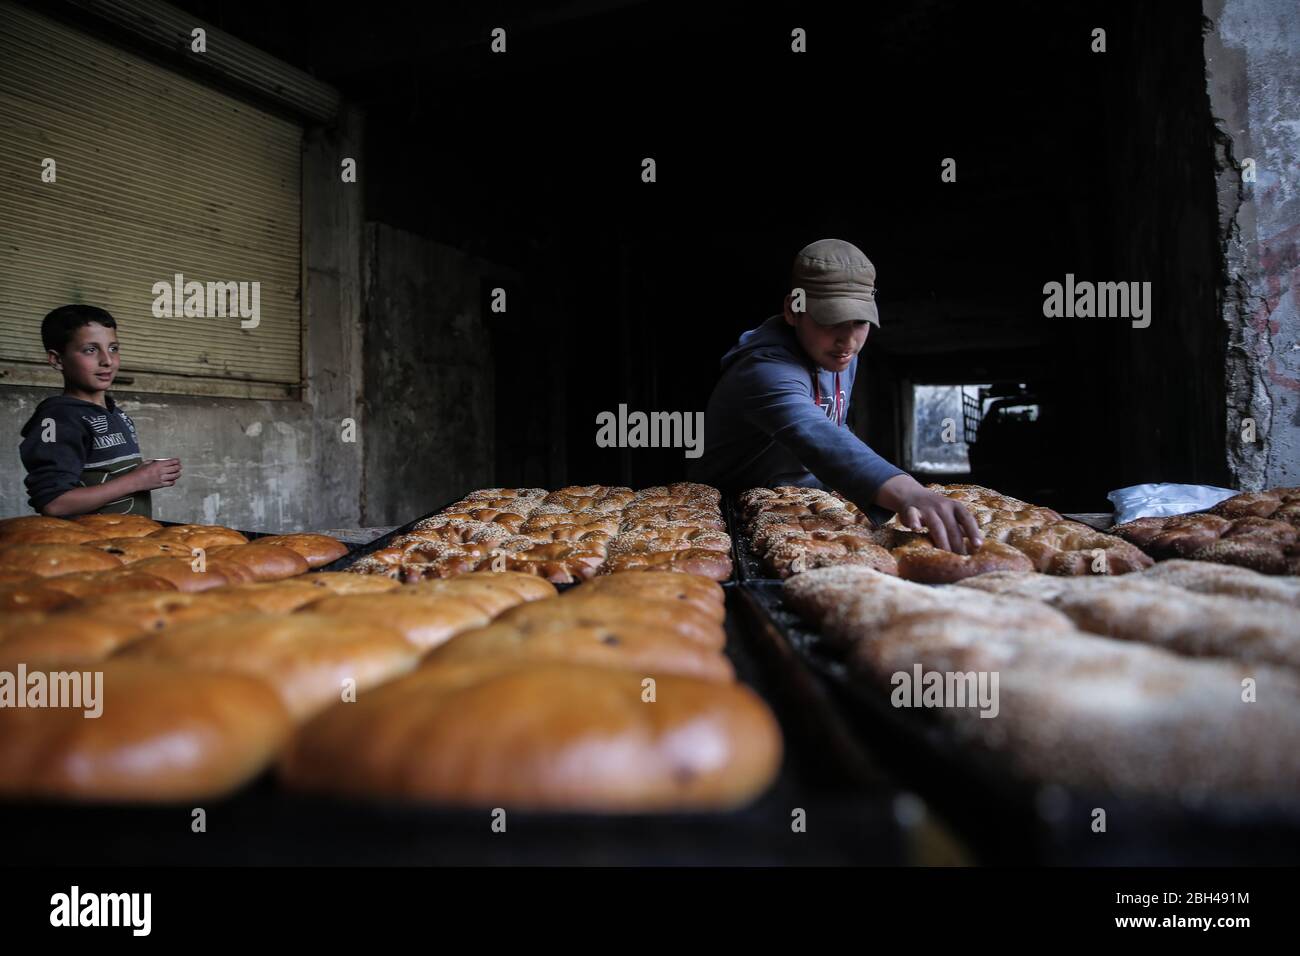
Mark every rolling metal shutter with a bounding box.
[0,0,302,399]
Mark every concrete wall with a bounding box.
[1205,0,1300,487]
[359,223,509,525]
[2,388,328,529]
[1,107,366,531]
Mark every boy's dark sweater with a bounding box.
[18,393,151,516]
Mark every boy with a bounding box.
[689,239,982,554]
[18,305,181,517]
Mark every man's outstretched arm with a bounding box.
[738,355,982,553]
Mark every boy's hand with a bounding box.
[875,475,983,555]
[132,457,182,491]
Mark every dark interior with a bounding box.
[168,0,1228,512]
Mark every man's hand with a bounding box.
[874,474,984,555]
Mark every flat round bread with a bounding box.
[494,595,726,650]
[564,572,725,622]
[0,526,103,546]
[207,544,311,581]
[597,549,734,580]
[398,572,557,616]
[0,583,77,613]
[146,525,250,549]
[69,590,258,634]
[296,572,402,595]
[84,537,196,563]
[427,620,734,682]
[124,557,243,592]
[306,593,491,649]
[122,612,420,720]
[0,544,123,578]
[70,514,163,538]
[253,534,349,568]
[0,516,77,539]
[0,610,153,667]
[279,660,782,811]
[0,661,291,802]
[36,570,177,600]
[205,580,329,614]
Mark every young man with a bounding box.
[18,305,181,517]
[690,239,982,553]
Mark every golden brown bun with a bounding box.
[0,661,291,802]
[0,583,77,613]
[0,516,77,538]
[83,537,195,563]
[493,594,725,650]
[70,514,163,538]
[486,542,606,583]
[202,559,263,586]
[0,610,153,667]
[762,530,898,578]
[0,571,37,587]
[280,660,782,811]
[0,526,103,546]
[207,544,311,581]
[426,620,734,682]
[398,571,557,615]
[70,590,258,633]
[0,544,123,578]
[296,572,402,595]
[892,538,1034,583]
[608,527,731,554]
[204,580,329,613]
[146,525,250,548]
[121,612,419,720]
[597,549,734,581]
[253,534,349,568]
[564,571,725,622]
[307,593,491,649]
[1004,521,1154,575]
[1111,513,1232,557]
[1209,489,1291,520]
[37,569,178,599]
[0,611,49,641]
[124,556,241,592]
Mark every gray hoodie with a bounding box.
[688,315,904,525]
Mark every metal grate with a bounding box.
[961,387,983,445]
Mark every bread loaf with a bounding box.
[121,612,419,720]
[0,661,291,802]
[279,660,781,811]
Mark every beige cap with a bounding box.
[790,239,879,327]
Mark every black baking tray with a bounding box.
[723,494,767,583]
[739,580,1300,866]
[315,498,460,574]
[0,587,912,865]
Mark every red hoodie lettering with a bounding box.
[812,370,845,426]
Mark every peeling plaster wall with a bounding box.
[1205,0,1300,487]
